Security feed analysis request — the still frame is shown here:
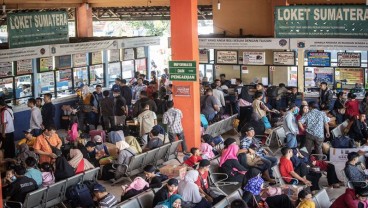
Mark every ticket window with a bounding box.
[56,69,73,96]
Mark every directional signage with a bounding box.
[169,61,197,81]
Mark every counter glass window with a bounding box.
[122,60,134,81]
[0,77,14,102]
[15,74,33,104]
[270,66,297,87]
[73,67,88,88]
[90,64,104,87]
[38,71,55,96]
[135,58,147,75]
[56,69,73,96]
[108,62,121,88]
[304,67,334,90]
[0,62,13,78]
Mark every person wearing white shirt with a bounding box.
[0,99,15,158]
[211,84,225,108]
[27,98,43,136]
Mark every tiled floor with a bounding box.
[100,133,346,205]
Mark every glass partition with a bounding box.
[56,69,73,96]
[89,64,104,87]
[73,67,88,88]
[108,62,121,88]
[38,71,55,96]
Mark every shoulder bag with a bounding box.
[44,137,62,157]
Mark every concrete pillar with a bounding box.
[76,3,93,38]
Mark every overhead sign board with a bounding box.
[275,5,368,38]
[51,40,118,56]
[216,51,238,64]
[307,52,331,67]
[7,11,69,48]
[199,38,289,50]
[290,39,368,50]
[243,52,266,65]
[169,61,197,81]
[337,52,361,67]
[273,51,295,66]
[119,36,161,48]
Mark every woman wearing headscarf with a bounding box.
[54,156,75,181]
[219,138,248,183]
[238,86,253,129]
[199,142,215,160]
[178,170,211,208]
[154,194,182,208]
[121,177,149,201]
[68,149,95,174]
[125,135,142,154]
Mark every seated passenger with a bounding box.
[200,141,215,160]
[154,194,182,208]
[143,127,163,152]
[219,138,247,183]
[17,129,36,148]
[68,149,94,174]
[295,189,315,208]
[121,177,149,202]
[5,165,38,204]
[348,114,368,145]
[15,143,38,166]
[125,135,142,154]
[143,165,165,189]
[93,184,118,208]
[344,152,368,186]
[24,157,42,187]
[94,135,112,165]
[184,147,203,168]
[152,178,179,207]
[200,88,220,122]
[40,162,55,187]
[178,170,211,208]
[54,156,75,182]
[331,186,368,208]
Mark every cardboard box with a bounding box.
[160,165,187,180]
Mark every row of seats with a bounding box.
[204,114,238,138]
[111,140,183,185]
[5,167,100,208]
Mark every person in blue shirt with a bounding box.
[111,78,122,93]
[24,157,42,187]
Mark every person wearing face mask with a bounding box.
[283,104,299,149]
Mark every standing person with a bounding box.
[275,83,289,110]
[163,101,188,154]
[238,86,253,129]
[200,89,220,122]
[296,105,308,148]
[27,98,43,136]
[36,97,43,109]
[345,93,360,118]
[137,103,157,145]
[319,82,333,110]
[333,92,346,125]
[100,90,115,130]
[133,78,147,100]
[133,91,158,117]
[120,79,132,106]
[298,101,330,157]
[112,89,127,127]
[255,83,266,103]
[33,125,62,164]
[211,83,225,117]
[92,85,104,127]
[283,104,299,148]
[111,78,121,93]
[41,93,55,129]
[220,74,231,87]
[0,99,15,158]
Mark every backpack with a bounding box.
[65,183,95,208]
[266,86,278,98]
[332,136,356,148]
[200,114,209,129]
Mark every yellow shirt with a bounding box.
[17,137,36,147]
[297,200,315,208]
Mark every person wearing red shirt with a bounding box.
[331,187,368,208]
[279,147,312,186]
[345,93,360,118]
[184,147,203,168]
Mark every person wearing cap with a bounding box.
[17,129,37,148]
[133,78,147,100]
[319,81,333,110]
[331,186,368,208]
[152,178,179,207]
[344,152,368,186]
[298,101,330,158]
[0,99,15,158]
[143,126,164,152]
[93,183,117,208]
[283,103,299,148]
[195,159,225,205]
[27,98,43,137]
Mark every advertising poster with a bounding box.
[275,5,368,38]
[135,59,147,74]
[0,62,13,77]
[7,11,69,48]
[136,47,146,59]
[39,57,53,72]
[335,68,363,85]
[307,52,331,67]
[73,53,87,67]
[273,51,295,65]
[55,55,72,70]
[123,48,135,61]
[174,86,191,97]
[337,52,361,67]
[16,59,33,75]
[216,51,238,64]
[108,49,120,62]
[58,69,72,81]
[91,51,102,65]
[199,49,210,64]
[39,71,54,88]
[243,52,266,65]
[108,62,121,76]
[305,67,334,87]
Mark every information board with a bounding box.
[123,48,135,61]
[73,53,87,67]
[55,55,72,70]
[273,51,295,65]
[199,49,210,64]
[243,52,266,65]
[91,51,103,65]
[216,51,238,64]
[16,59,33,75]
[335,68,363,85]
[169,61,197,81]
[337,52,361,67]
[0,62,13,78]
[307,52,331,67]
[39,57,53,72]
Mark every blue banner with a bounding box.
[307,52,331,67]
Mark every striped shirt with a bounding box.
[99,193,117,208]
[163,108,183,134]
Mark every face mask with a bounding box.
[293,108,299,115]
[11,176,16,182]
